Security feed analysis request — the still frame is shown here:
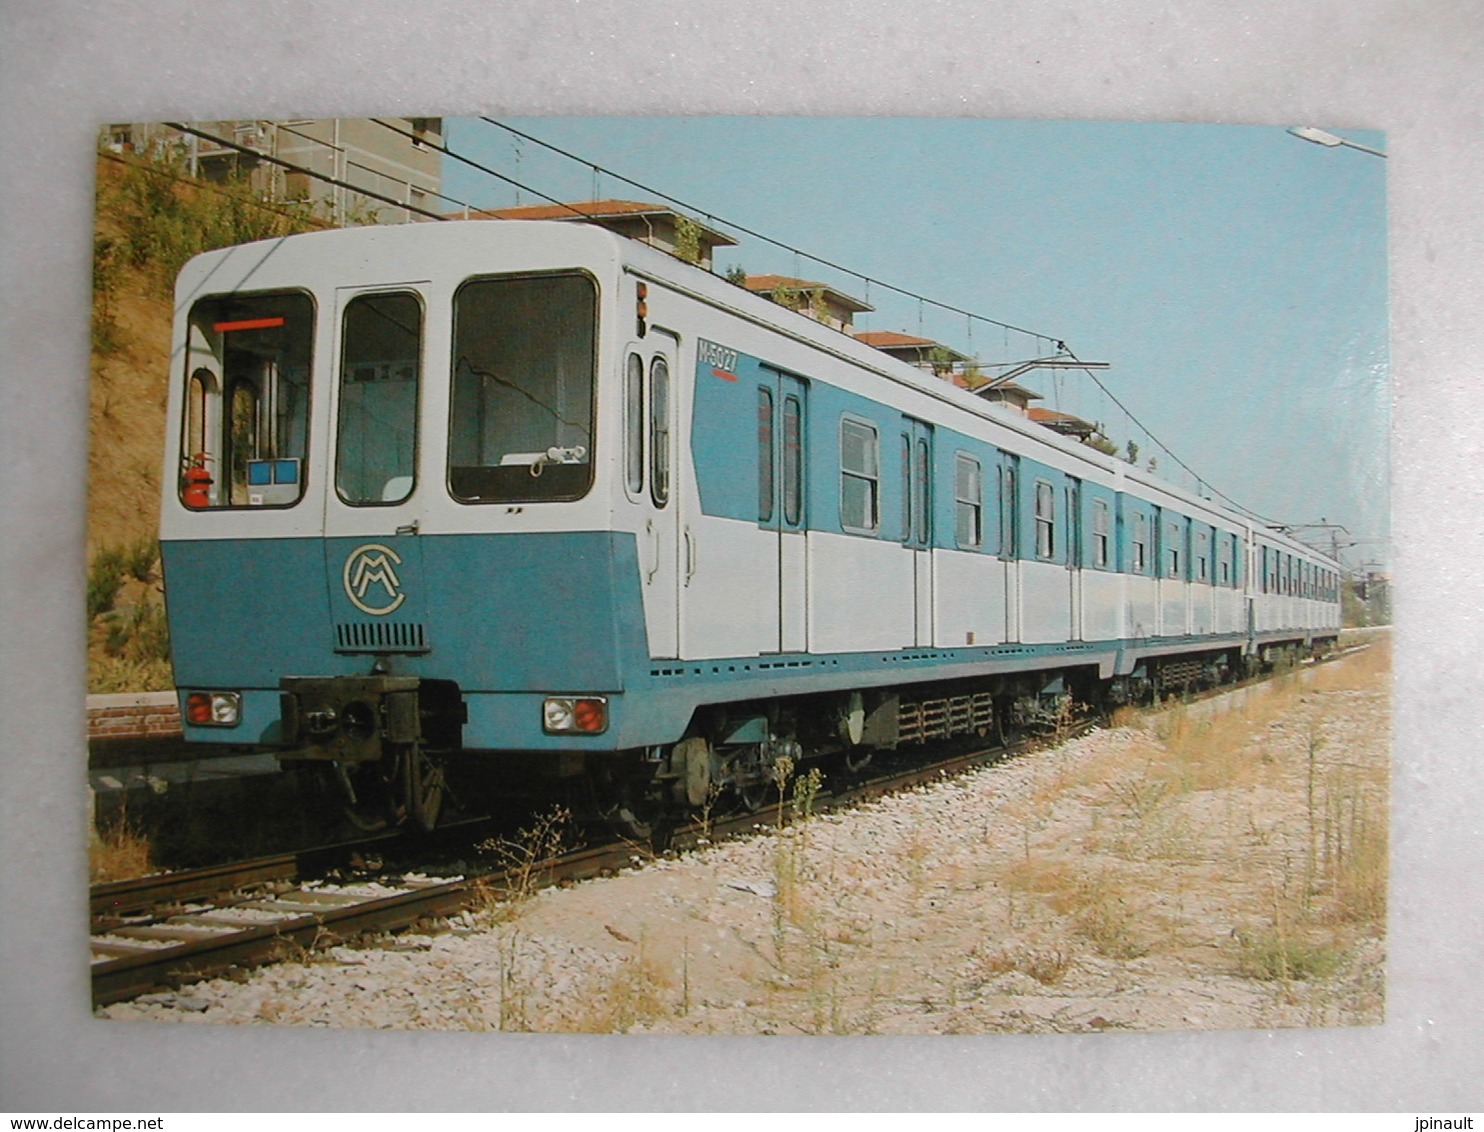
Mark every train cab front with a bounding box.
[159,228,655,834]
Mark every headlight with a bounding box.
[186,691,241,727]
[542,696,608,734]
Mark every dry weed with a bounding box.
[90,815,153,883]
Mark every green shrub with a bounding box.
[105,600,170,665]
[86,545,127,620]
[123,536,158,583]
[99,146,324,299]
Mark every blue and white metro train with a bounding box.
[160,219,1342,831]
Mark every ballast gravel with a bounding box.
[100,650,1389,1035]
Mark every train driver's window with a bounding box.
[1091,499,1109,568]
[335,291,421,506]
[839,417,879,534]
[954,453,982,548]
[180,291,313,509]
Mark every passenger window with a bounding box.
[757,387,774,522]
[1166,522,1182,579]
[1196,530,1209,582]
[900,436,913,541]
[1000,462,1018,558]
[783,395,803,526]
[954,453,982,548]
[1092,499,1109,568]
[1132,513,1147,574]
[840,418,879,534]
[650,356,670,507]
[335,291,421,506]
[627,353,645,496]
[1035,481,1055,559]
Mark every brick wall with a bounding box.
[87,691,182,741]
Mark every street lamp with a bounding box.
[1287,126,1388,159]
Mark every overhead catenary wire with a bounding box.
[1061,349,1283,527]
[478,117,1055,345]
[435,117,1296,531]
[164,117,1290,534]
[164,122,452,223]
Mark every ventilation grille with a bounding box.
[334,621,429,654]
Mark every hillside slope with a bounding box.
[87,152,324,691]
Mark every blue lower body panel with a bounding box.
[163,530,1334,754]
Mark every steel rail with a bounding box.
[93,647,1359,1006]
[90,834,408,921]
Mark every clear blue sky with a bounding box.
[443,117,1389,568]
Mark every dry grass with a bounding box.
[975,643,1387,1007]
[90,816,154,883]
[455,642,1387,1034]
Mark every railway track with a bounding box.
[92,649,1358,1007]
[90,722,1071,1006]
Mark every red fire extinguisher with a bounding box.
[182,453,213,508]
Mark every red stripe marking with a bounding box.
[213,316,285,332]
[712,367,738,382]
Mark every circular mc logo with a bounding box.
[343,544,406,615]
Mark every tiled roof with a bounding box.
[854,330,970,363]
[1027,407,1096,435]
[973,380,1043,401]
[852,330,937,348]
[460,199,737,246]
[744,275,872,312]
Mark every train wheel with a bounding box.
[843,748,873,774]
[736,780,769,813]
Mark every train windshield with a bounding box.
[448,273,597,502]
[179,292,314,509]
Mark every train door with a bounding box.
[903,418,934,647]
[642,332,681,658]
[1066,477,1083,640]
[999,451,1021,642]
[322,286,430,637]
[758,370,809,653]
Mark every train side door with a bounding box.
[903,418,934,647]
[761,371,809,652]
[633,333,680,658]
